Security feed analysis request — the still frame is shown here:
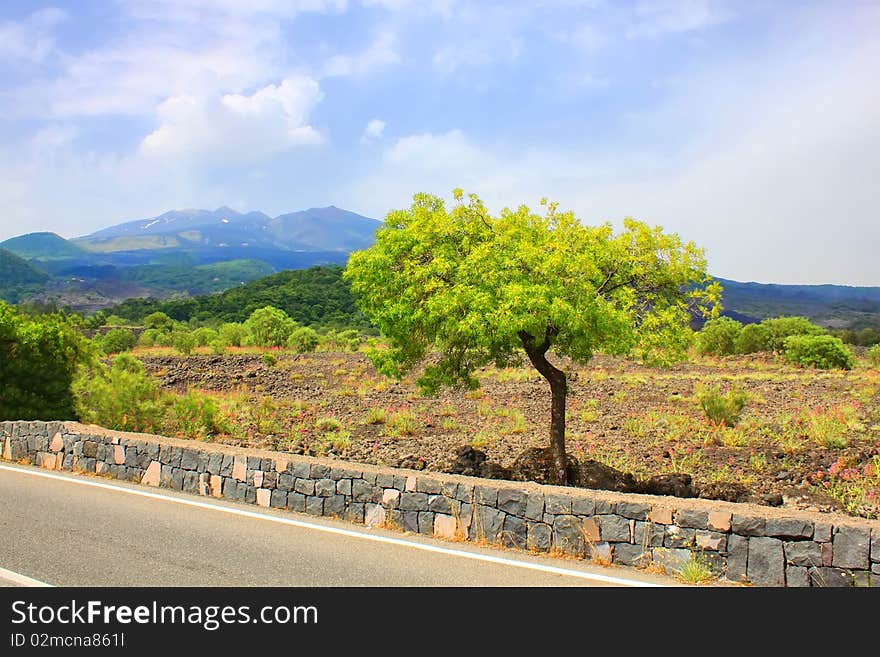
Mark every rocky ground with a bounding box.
[137,348,880,518]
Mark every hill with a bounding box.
[0,232,88,261]
[111,265,369,329]
[0,249,51,303]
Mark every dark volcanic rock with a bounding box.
[509,447,579,486]
[576,459,639,493]
[480,462,512,480]
[698,481,750,503]
[638,473,697,498]
[447,445,487,477]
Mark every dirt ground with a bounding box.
[137,349,880,518]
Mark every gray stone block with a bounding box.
[748,537,785,586]
[674,509,708,530]
[376,473,394,488]
[246,456,261,470]
[244,485,256,504]
[731,514,766,537]
[786,566,810,587]
[527,523,552,552]
[262,471,277,489]
[290,462,311,479]
[809,567,853,587]
[614,543,649,567]
[545,494,571,515]
[765,517,813,539]
[294,478,315,496]
[346,502,365,524]
[418,512,435,535]
[315,478,336,497]
[594,499,614,515]
[784,541,822,567]
[220,454,234,476]
[427,494,452,514]
[471,505,505,542]
[633,521,665,548]
[416,476,443,494]
[336,479,352,496]
[455,483,474,503]
[664,526,695,549]
[305,496,323,516]
[399,492,428,511]
[726,534,749,582]
[832,526,871,569]
[277,473,295,491]
[616,502,650,520]
[502,515,527,549]
[525,493,545,521]
[571,496,595,516]
[287,492,306,513]
[351,479,373,502]
[552,515,585,556]
[597,515,631,543]
[401,511,419,533]
[474,485,498,506]
[183,470,199,494]
[497,489,527,517]
[325,495,346,517]
[872,532,880,563]
[180,448,200,470]
[270,489,288,508]
[310,464,330,479]
[652,547,691,574]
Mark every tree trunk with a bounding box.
[518,329,568,485]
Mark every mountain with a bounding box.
[0,249,51,303]
[73,205,379,254]
[0,232,88,261]
[717,278,880,329]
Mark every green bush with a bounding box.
[192,327,219,347]
[103,314,128,327]
[783,335,854,370]
[143,311,174,331]
[73,354,164,432]
[735,323,770,354]
[218,322,248,347]
[867,344,880,367]
[695,317,742,356]
[138,328,160,347]
[100,327,136,354]
[0,301,93,420]
[163,390,227,439]
[209,339,227,355]
[172,331,196,355]
[262,352,277,367]
[761,316,824,352]
[695,383,749,427]
[287,326,320,353]
[245,306,297,347]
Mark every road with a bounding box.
[0,463,675,587]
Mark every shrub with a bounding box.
[695,317,742,356]
[783,335,854,370]
[315,416,342,431]
[0,301,93,420]
[172,331,196,355]
[218,322,248,347]
[100,327,136,354]
[143,311,174,331]
[287,326,320,353]
[262,352,277,367]
[73,354,164,432]
[695,383,749,427]
[761,316,824,352]
[164,390,227,439]
[209,339,226,355]
[192,327,219,347]
[103,314,128,326]
[245,306,297,347]
[866,344,880,367]
[365,407,387,425]
[735,323,770,354]
[138,328,160,347]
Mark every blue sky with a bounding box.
[0,0,878,284]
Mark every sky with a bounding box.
[0,0,878,285]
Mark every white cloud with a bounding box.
[361,118,386,143]
[0,7,67,63]
[626,0,735,38]
[322,30,400,78]
[140,76,324,162]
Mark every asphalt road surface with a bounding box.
[0,463,675,587]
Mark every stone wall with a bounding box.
[3,420,879,587]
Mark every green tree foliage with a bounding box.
[172,331,196,355]
[761,316,825,352]
[0,301,93,420]
[245,306,297,347]
[695,317,742,356]
[735,322,770,354]
[192,327,219,347]
[288,326,320,353]
[100,327,136,354]
[345,191,718,484]
[143,311,174,331]
[73,353,164,432]
[218,322,248,347]
[110,266,370,330]
[782,334,854,370]
[867,344,880,367]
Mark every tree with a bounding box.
[0,301,93,420]
[143,311,174,331]
[345,191,718,484]
[245,306,297,347]
[696,316,742,356]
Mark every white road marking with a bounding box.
[0,566,53,587]
[0,464,666,587]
